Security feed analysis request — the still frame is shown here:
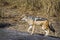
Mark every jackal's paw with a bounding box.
[30,33,34,35]
[44,34,49,36]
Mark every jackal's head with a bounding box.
[21,14,28,21]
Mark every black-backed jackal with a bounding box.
[21,15,55,36]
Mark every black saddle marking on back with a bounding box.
[36,18,47,21]
[28,16,47,21]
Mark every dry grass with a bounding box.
[0,0,60,37]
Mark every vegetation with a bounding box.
[0,0,60,37]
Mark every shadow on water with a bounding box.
[37,33,60,39]
[49,36,60,39]
[0,23,14,28]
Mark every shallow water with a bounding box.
[0,29,60,40]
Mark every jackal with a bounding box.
[21,15,55,36]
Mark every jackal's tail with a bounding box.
[49,23,55,33]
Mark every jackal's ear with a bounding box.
[21,14,26,17]
[25,13,29,17]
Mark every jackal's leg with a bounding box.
[42,25,49,36]
[31,25,35,35]
[27,25,32,32]
[45,29,50,36]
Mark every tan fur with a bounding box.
[21,15,50,36]
[28,20,50,36]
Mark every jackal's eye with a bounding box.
[22,17,25,20]
[21,16,26,20]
